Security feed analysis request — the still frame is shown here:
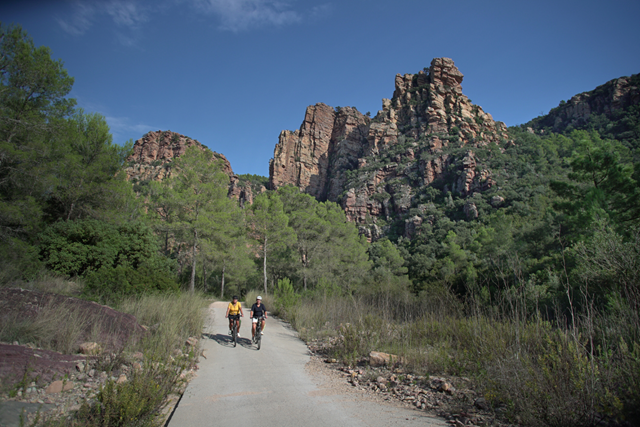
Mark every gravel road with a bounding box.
[167,301,446,427]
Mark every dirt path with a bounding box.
[167,301,446,427]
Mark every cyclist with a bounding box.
[225,295,243,337]
[250,295,267,340]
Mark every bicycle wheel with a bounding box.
[255,323,261,350]
[232,322,237,347]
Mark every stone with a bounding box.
[438,382,454,394]
[464,202,478,220]
[404,215,423,239]
[369,351,399,367]
[474,397,489,410]
[185,337,198,347]
[78,342,101,355]
[490,195,504,207]
[45,381,73,394]
[116,374,127,384]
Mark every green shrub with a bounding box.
[84,264,179,303]
[72,361,181,427]
[39,219,167,277]
[273,277,299,318]
[0,237,43,283]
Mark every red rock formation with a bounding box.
[372,57,508,150]
[269,58,510,236]
[125,130,233,182]
[125,130,254,204]
[269,104,369,200]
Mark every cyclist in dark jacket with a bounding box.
[250,296,267,340]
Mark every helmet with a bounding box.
[256,296,262,300]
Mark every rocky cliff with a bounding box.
[269,58,509,239]
[269,104,370,201]
[125,130,255,206]
[527,73,640,135]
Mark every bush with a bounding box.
[39,219,167,277]
[62,359,185,427]
[0,237,43,283]
[484,329,607,427]
[273,277,299,318]
[84,264,179,303]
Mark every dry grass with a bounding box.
[1,273,84,296]
[117,291,209,360]
[27,291,211,427]
[0,299,127,354]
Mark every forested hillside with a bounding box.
[1,23,639,427]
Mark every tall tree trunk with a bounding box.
[203,261,207,292]
[189,229,197,293]
[263,236,268,295]
[220,263,226,299]
[302,252,308,291]
[67,202,75,221]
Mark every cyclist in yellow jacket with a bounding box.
[225,295,244,337]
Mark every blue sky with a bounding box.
[3,0,640,176]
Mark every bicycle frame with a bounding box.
[230,316,240,347]
[253,316,265,350]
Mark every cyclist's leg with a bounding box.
[261,318,266,334]
[251,318,257,337]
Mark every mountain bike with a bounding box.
[253,316,265,350]
[230,315,241,347]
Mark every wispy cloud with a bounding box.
[57,0,149,44]
[310,3,333,20]
[56,2,97,36]
[57,0,328,39]
[191,0,302,32]
[105,1,149,27]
